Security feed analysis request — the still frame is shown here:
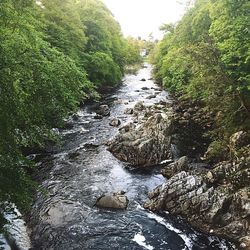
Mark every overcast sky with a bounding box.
[103,0,191,39]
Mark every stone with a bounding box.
[107,112,173,167]
[134,101,144,111]
[109,118,121,127]
[161,156,189,178]
[183,112,191,119]
[230,131,250,150]
[118,122,135,133]
[140,78,146,81]
[146,95,156,99]
[95,193,129,209]
[94,114,103,119]
[72,114,79,121]
[124,108,133,115]
[96,105,110,116]
[239,236,250,249]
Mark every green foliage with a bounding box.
[0,0,140,216]
[84,52,122,86]
[152,0,250,139]
[124,37,143,66]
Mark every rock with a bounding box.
[206,171,214,183]
[118,122,135,133]
[187,108,195,113]
[151,87,161,91]
[146,94,156,99]
[183,112,191,119]
[240,236,250,249]
[72,114,79,121]
[161,156,189,178]
[96,105,110,116]
[94,114,103,119]
[159,100,167,106]
[140,78,146,81]
[141,87,149,90]
[230,131,250,150]
[134,101,144,111]
[95,192,129,209]
[124,108,133,115]
[109,118,121,127]
[107,112,173,167]
[145,159,250,246]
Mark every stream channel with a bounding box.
[23,64,237,250]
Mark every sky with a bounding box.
[102,0,192,40]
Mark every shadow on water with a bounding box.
[27,64,236,250]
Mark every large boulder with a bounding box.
[107,111,173,167]
[95,192,128,209]
[145,158,250,246]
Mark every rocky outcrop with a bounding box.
[107,103,173,167]
[95,192,129,209]
[145,150,250,248]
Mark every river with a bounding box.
[25,64,236,250]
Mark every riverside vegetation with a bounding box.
[0,0,142,226]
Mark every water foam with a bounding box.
[132,232,154,250]
[147,213,193,250]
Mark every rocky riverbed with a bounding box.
[107,93,250,249]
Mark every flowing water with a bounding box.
[26,64,236,250]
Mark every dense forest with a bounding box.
[151,0,250,158]
[0,0,142,223]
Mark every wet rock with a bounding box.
[134,101,144,112]
[124,108,133,115]
[95,192,129,209]
[72,114,79,121]
[161,156,189,178]
[146,94,156,99]
[94,114,103,119]
[159,100,167,106]
[118,122,135,133]
[107,111,173,167]
[140,78,146,82]
[96,105,110,116]
[151,87,161,91]
[109,118,121,127]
